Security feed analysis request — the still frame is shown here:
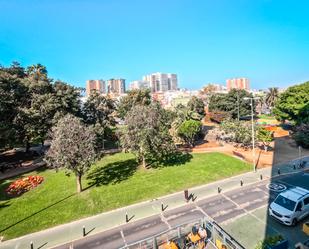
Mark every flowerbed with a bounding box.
[5,175,44,196]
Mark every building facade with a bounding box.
[129,80,150,90]
[107,79,126,94]
[226,78,250,91]
[86,80,105,96]
[142,72,178,92]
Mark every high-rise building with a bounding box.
[107,79,126,94]
[142,72,178,92]
[129,80,150,90]
[226,78,250,91]
[86,80,105,96]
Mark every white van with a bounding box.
[269,187,309,226]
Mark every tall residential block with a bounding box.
[107,79,126,94]
[86,80,105,96]
[226,78,250,91]
[129,80,150,90]
[142,72,178,92]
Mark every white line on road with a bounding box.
[120,230,127,247]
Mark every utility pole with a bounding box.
[244,97,259,172]
[237,91,240,121]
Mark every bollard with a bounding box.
[218,187,221,194]
[161,202,164,212]
[240,180,243,187]
[30,241,34,249]
[177,227,181,238]
[126,212,129,223]
[260,174,263,180]
[293,164,296,170]
[278,168,281,175]
[184,189,189,202]
[153,237,158,249]
[83,226,86,237]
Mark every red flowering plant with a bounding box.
[5,175,44,196]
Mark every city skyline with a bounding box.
[1,1,309,90]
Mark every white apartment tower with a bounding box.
[142,73,178,93]
[107,79,126,94]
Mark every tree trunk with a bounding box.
[264,144,268,152]
[76,174,82,193]
[25,140,30,154]
[142,155,146,169]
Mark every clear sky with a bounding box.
[0,0,309,90]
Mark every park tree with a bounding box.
[177,119,202,147]
[294,123,309,149]
[46,114,97,193]
[83,91,116,151]
[257,127,273,152]
[52,81,81,122]
[117,89,151,119]
[219,119,254,148]
[0,62,82,152]
[209,89,254,120]
[0,70,28,149]
[273,81,309,124]
[187,96,205,120]
[121,104,175,168]
[265,87,279,111]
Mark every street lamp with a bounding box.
[244,97,260,172]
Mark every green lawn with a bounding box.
[258,114,276,120]
[0,152,250,240]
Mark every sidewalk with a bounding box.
[0,156,308,249]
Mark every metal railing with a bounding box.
[119,216,245,249]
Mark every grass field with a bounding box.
[0,152,250,240]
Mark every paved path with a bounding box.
[1,156,308,249]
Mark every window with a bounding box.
[304,197,309,205]
[274,195,296,211]
[296,202,303,211]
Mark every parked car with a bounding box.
[269,187,309,226]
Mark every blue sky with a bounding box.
[0,0,309,90]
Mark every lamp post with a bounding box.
[244,97,260,172]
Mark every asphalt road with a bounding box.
[54,171,309,249]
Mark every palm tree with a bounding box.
[265,87,279,112]
[26,63,47,81]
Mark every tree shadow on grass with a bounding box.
[86,159,138,187]
[0,193,75,234]
[150,151,193,168]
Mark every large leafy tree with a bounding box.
[121,103,175,168]
[0,70,28,149]
[83,91,116,150]
[46,114,97,193]
[0,63,82,152]
[177,119,202,147]
[219,119,254,148]
[257,127,273,152]
[294,124,309,149]
[273,81,309,124]
[117,89,151,119]
[209,89,254,119]
[52,81,81,122]
[187,96,205,120]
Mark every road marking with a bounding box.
[160,214,172,229]
[221,193,281,234]
[120,230,127,247]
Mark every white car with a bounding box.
[269,187,309,226]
